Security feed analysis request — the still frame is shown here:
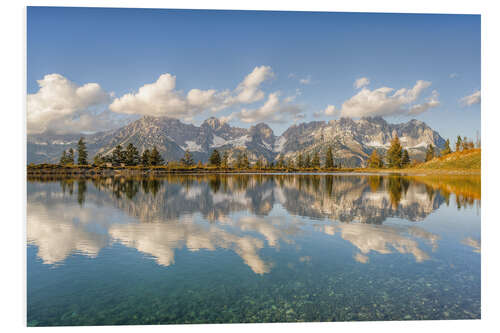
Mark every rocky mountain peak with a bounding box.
[202,117,222,130]
[250,123,274,139]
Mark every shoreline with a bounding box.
[26,165,481,177]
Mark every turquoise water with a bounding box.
[27,174,480,326]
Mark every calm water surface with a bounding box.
[27,174,481,325]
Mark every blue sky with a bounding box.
[27,7,480,140]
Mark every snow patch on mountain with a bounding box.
[211,135,227,148]
[183,141,203,152]
[364,140,390,148]
[261,140,273,150]
[228,135,250,148]
[409,141,429,149]
[273,136,287,152]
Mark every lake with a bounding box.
[27,173,481,326]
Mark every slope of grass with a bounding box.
[413,149,481,170]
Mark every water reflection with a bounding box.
[27,201,108,265]
[316,223,440,264]
[461,237,481,253]
[27,174,480,272]
[108,216,275,274]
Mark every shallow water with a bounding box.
[27,174,481,325]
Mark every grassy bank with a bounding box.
[358,149,481,175]
[412,148,481,170]
[26,163,351,176]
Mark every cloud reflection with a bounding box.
[27,174,478,272]
[108,216,272,274]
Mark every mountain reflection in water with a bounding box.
[27,174,480,273]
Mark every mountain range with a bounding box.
[27,116,446,166]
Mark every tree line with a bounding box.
[57,134,479,169]
[58,138,342,170]
[198,145,339,170]
[367,134,480,169]
[59,139,165,167]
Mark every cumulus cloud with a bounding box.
[229,92,303,124]
[110,73,205,119]
[354,77,370,89]
[27,74,112,134]
[460,90,481,106]
[109,66,274,120]
[232,65,274,104]
[313,104,337,118]
[409,90,440,115]
[340,80,439,118]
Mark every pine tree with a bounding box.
[235,151,242,168]
[311,151,321,168]
[441,139,451,156]
[277,155,286,169]
[221,151,229,169]
[125,143,140,166]
[304,154,311,168]
[149,146,164,166]
[77,137,88,165]
[60,150,68,165]
[255,157,263,169]
[456,136,462,152]
[368,150,383,168]
[475,130,481,148]
[180,150,194,166]
[425,144,435,162]
[401,149,411,167]
[462,137,473,150]
[386,135,403,168]
[241,151,250,169]
[296,153,304,169]
[67,148,75,165]
[93,153,104,166]
[112,145,124,166]
[325,146,334,169]
[209,149,221,167]
[142,149,151,166]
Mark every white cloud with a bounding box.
[186,88,218,108]
[460,90,481,106]
[27,74,111,134]
[110,66,274,120]
[299,76,312,85]
[231,92,303,124]
[230,65,274,104]
[313,104,337,118]
[354,77,370,89]
[409,90,440,115]
[449,73,459,79]
[110,73,194,118]
[283,88,302,103]
[340,80,439,118]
